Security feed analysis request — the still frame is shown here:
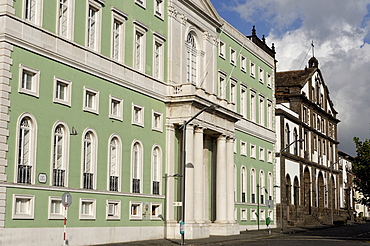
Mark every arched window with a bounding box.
[83,131,96,189]
[131,141,143,193]
[268,172,273,200]
[241,166,247,202]
[52,124,68,187]
[17,116,36,184]
[152,146,161,195]
[260,170,265,204]
[285,123,290,151]
[251,168,256,203]
[286,174,291,204]
[186,32,197,85]
[293,128,298,155]
[294,176,300,206]
[109,136,121,192]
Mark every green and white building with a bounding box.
[0,0,276,245]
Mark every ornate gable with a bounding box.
[179,0,222,27]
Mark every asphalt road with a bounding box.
[213,223,370,246]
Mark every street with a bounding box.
[213,223,370,246]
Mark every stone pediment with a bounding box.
[180,0,222,26]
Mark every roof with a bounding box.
[276,67,317,87]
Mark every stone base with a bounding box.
[166,221,211,239]
[210,222,240,236]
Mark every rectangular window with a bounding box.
[49,197,64,220]
[112,20,122,60]
[151,203,162,220]
[267,150,273,163]
[259,67,264,83]
[230,81,236,104]
[130,201,142,220]
[19,64,40,98]
[251,209,257,220]
[83,87,99,114]
[218,71,226,99]
[267,101,272,129]
[250,91,256,121]
[24,0,42,25]
[259,96,265,126]
[134,30,144,71]
[109,95,123,121]
[154,0,164,18]
[135,0,146,8]
[107,200,120,220]
[241,141,247,156]
[241,208,247,221]
[153,33,165,80]
[13,194,34,219]
[80,199,96,220]
[230,48,236,66]
[267,73,272,88]
[87,6,97,49]
[53,77,72,106]
[152,110,163,132]
[259,147,265,161]
[132,104,144,127]
[240,86,247,118]
[260,210,265,220]
[250,144,256,158]
[58,0,74,39]
[240,55,246,72]
[219,40,225,58]
[250,61,255,77]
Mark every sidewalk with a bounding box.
[97,224,334,246]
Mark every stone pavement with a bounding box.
[96,225,335,246]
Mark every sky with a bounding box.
[210,0,370,157]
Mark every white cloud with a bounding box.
[227,0,370,155]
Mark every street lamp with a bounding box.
[277,138,304,233]
[178,104,218,245]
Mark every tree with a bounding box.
[352,137,370,206]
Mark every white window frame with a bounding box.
[86,0,103,52]
[230,79,236,104]
[230,47,236,66]
[111,8,127,62]
[241,166,247,202]
[130,201,142,220]
[241,208,247,221]
[151,202,162,220]
[134,21,148,72]
[81,129,97,189]
[260,209,265,221]
[152,110,163,132]
[267,150,273,163]
[185,32,198,85]
[16,114,37,184]
[240,55,246,72]
[240,86,247,118]
[107,135,122,192]
[48,196,64,220]
[132,103,144,127]
[106,200,121,220]
[240,141,247,156]
[153,33,166,80]
[267,73,272,88]
[109,95,123,121]
[268,210,274,220]
[259,147,265,161]
[259,95,265,126]
[250,61,255,78]
[18,64,40,98]
[250,144,256,159]
[51,122,70,187]
[79,198,96,220]
[218,71,226,99]
[251,209,257,221]
[267,100,272,129]
[83,86,99,114]
[53,76,72,106]
[13,194,35,219]
[23,0,43,25]
[151,145,162,195]
[57,0,75,39]
[219,40,225,58]
[250,90,256,122]
[258,67,264,83]
[154,0,164,19]
[131,140,143,193]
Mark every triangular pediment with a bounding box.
[180,0,223,26]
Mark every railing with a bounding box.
[261,194,264,204]
[242,192,246,202]
[132,178,140,193]
[153,181,160,195]
[109,176,118,191]
[17,165,31,184]
[83,173,93,189]
[251,194,256,203]
[53,169,65,187]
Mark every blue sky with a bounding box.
[210,0,370,156]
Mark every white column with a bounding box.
[226,137,235,223]
[194,126,204,223]
[216,134,227,223]
[165,124,176,222]
[185,124,195,223]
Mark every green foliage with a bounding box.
[353,137,370,206]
